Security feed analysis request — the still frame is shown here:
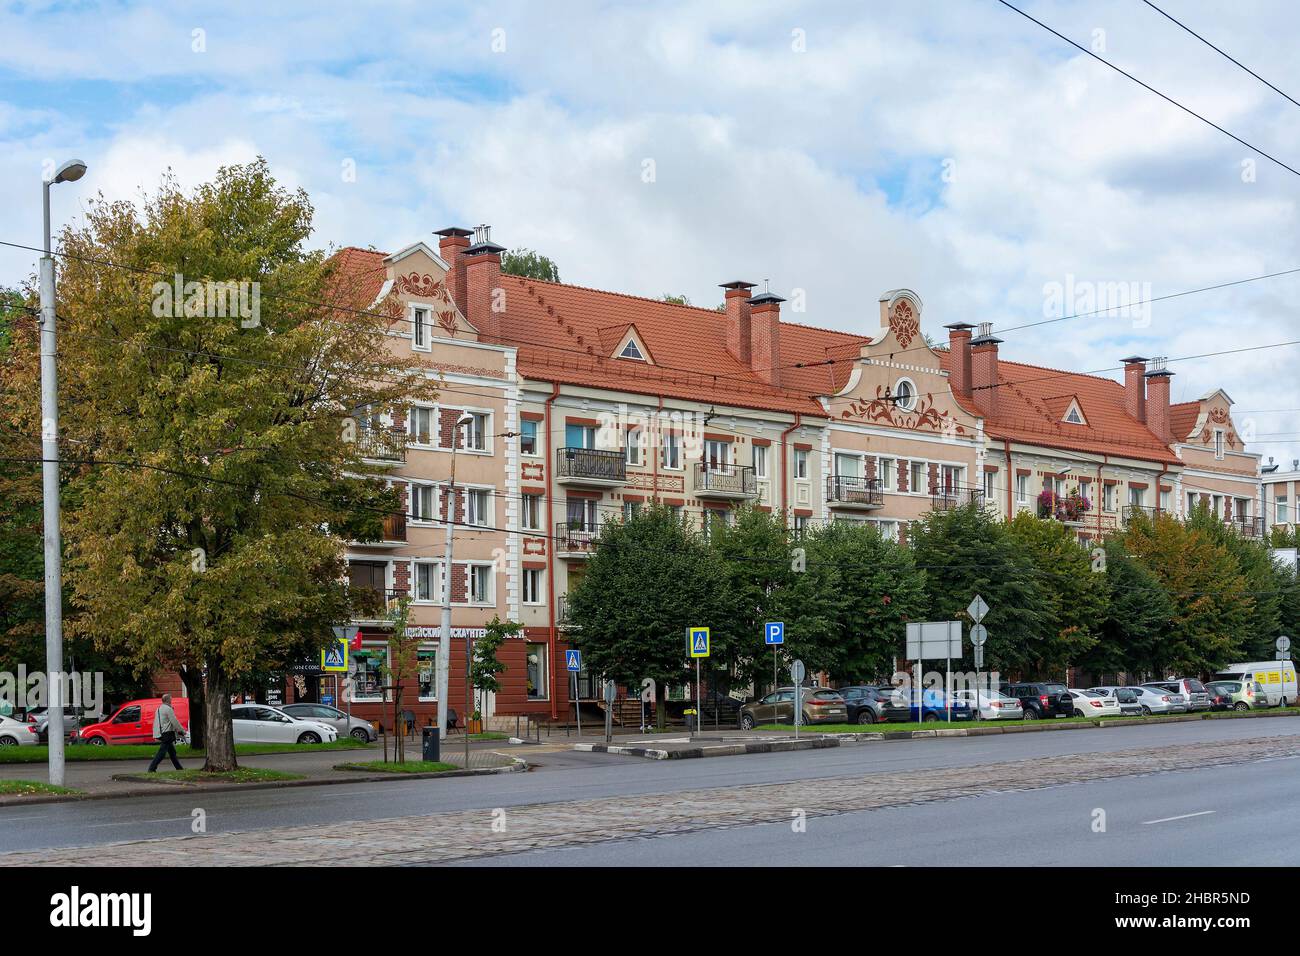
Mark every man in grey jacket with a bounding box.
[148,694,186,773]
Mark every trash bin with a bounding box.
[422,725,440,762]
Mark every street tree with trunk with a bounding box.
[6,159,438,770]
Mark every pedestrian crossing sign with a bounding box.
[566,649,582,672]
[322,639,349,673]
[688,627,710,658]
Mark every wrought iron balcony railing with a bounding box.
[693,462,757,497]
[825,475,884,508]
[556,447,626,483]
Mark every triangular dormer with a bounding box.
[609,325,653,364]
[1062,398,1087,425]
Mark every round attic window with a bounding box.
[893,378,917,411]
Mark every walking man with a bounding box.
[148,694,186,773]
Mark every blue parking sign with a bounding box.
[765,622,785,645]
[565,649,582,672]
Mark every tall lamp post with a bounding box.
[40,159,87,787]
[437,415,475,742]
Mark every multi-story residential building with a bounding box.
[1261,457,1300,538]
[315,224,1261,727]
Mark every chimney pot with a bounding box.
[969,323,1002,417]
[1122,356,1148,423]
[945,322,975,398]
[1143,358,1174,443]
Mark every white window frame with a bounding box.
[522,567,544,605]
[412,306,431,351]
[1103,484,1116,512]
[753,444,768,479]
[464,486,491,527]
[1214,429,1226,460]
[1016,473,1029,504]
[521,493,542,531]
[463,411,490,453]
[409,482,438,523]
[661,431,682,470]
[520,419,540,457]
[983,470,996,503]
[413,561,441,603]
[625,426,644,466]
[408,405,436,447]
[910,460,927,496]
[465,563,494,606]
[893,377,917,411]
[437,406,494,455]
[793,449,809,480]
[878,457,896,492]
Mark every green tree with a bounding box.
[500,249,560,282]
[566,506,729,729]
[1080,537,1175,680]
[17,159,438,770]
[661,294,691,305]
[1006,512,1104,673]
[471,615,517,721]
[1187,506,1284,660]
[909,504,1050,677]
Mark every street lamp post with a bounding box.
[437,415,475,743]
[39,159,87,787]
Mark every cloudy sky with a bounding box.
[3,0,1298,468]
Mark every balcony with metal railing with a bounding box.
[1122,504,1158,526]
[1229,515,1264,538]
[349,587,410,624]
[693,462,757,499]
[931,485,984,512]
[354,425,407,465]
[556,447,626,486]
[351,510,407,549]
[556,521,601,558]
[825,475,884,510]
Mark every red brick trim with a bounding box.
[661,497,685,506]
[623,493,646,503]
[565,416,600,427]
[1016,468,1032,476]
[794,442,813,451]
[521,485,547,496]
[1103,478,1119,486]
[983,464,999,473]
[701,501,730,511]
[704,432,735,442]
[1129,481,1149,490]
[523,560,547,570]
[521,411,545,422]
[794,507,813,517]
[752,437,772,447]
[565,489,603,500]
[754,505,771,512]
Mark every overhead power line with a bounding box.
[996,0,1300,178]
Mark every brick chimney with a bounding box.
[1121,356,1148,423]
[969,321,1002,418]
[463,224,505,343]
[434,226,472,317]
[1144,356,1174,443]
[748,288,785,387]
[721,281,755,365]
[945,322,975,398]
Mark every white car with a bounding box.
[954,689,1024,720]
[229,704,339,744]
[1067,689,1121,718]
[0,714,41,746]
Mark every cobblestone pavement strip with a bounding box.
[3,735,1296,866]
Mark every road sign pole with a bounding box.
[573,673,581,737]
[695,658,701,741]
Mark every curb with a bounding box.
[0,755,527,807]
[573,708,1300,759]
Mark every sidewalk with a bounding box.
[0,739,524,804]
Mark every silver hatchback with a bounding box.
[281,703,377,741]
[1124,685,1188,715]
[1142,678,1210,712]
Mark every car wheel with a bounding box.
[1074,709,1086,718]
[296,731,321,745]
[856,709,877,725]
[87,735,106,745]
[740,714,755,731]
[801,712,813,725]
[1021,708,1037,720]
[350,727,371,741]
[922,712,939,723]
[1141,706,1152,717]
[1234,702,1249,712]
[0,736,16,746]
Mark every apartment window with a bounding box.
[835,453,861,478]
[794,449,809,480]
[667,504,683,523]
[753,444,768,479]
[623,501,642,520]
[704,439,731,470]
[1103,484,1116,512]
[521,494,542,531]
[878,457,895,492]
[893,379,916,411]
[468,565,492,604]
[661,431,682,470]
[1236,498,1249,521]
[567,497,597,531]
[409,406,435,445]
[1159,489,1170,512]
[523,568,544,605]
[414,562,439,602]
[526,642,548,700]
[417,649,437,701]
[520,419,539,456]
[983,470,996,503]
[565,423,596,449]
[911,461,926,495]
[466,488,490,527]
[793,514,809,538]
[1016,473,1029,504]
[1188,492,1198,514]
[462,412,489,452]
[410,483,437,522]
[1129,486,1145,507]
[876,520,899,542]
[347,560,387,596]
[942,465,964,494]
[412,307,430,350]
[1214,429,1226,460]
[625,427,644,466]
[1278,495,1289,524]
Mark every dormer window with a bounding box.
[619,339,645,361]
[1062,398,1087,425]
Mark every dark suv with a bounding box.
[834,686,893,725]
[1001,682,1072,719]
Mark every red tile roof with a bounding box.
[1169,401,1201,442]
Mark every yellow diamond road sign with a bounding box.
[688,626,710,658]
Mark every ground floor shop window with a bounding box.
[351,648,386,701]
[418,648,437,701]
[526,642,548,700]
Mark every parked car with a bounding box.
[953,689,1024,720]
[281,702,377,741]
[1205,679,1268,712]
[833,686,893,725]
[1142,678,1210,712]
[1088,686,1147,717]
[229,705,338,744]
[1066,689,1121,718]
[1213,662,1295,708]
[739,687,847,729]
[0,714,40,747]
[1122,685,1187,716]
[881,688,972,723]
[1001,682,1073,719]
[76,698,191,746]
[23,706,93,743]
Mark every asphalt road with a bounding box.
[2,716,1297,858]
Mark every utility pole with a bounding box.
[39,159,87,787]
[437,415,474,742]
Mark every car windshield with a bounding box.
[1043,684,1066,694]
[1208,682,1240,693]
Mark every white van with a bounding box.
[1213,662,1296,708]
